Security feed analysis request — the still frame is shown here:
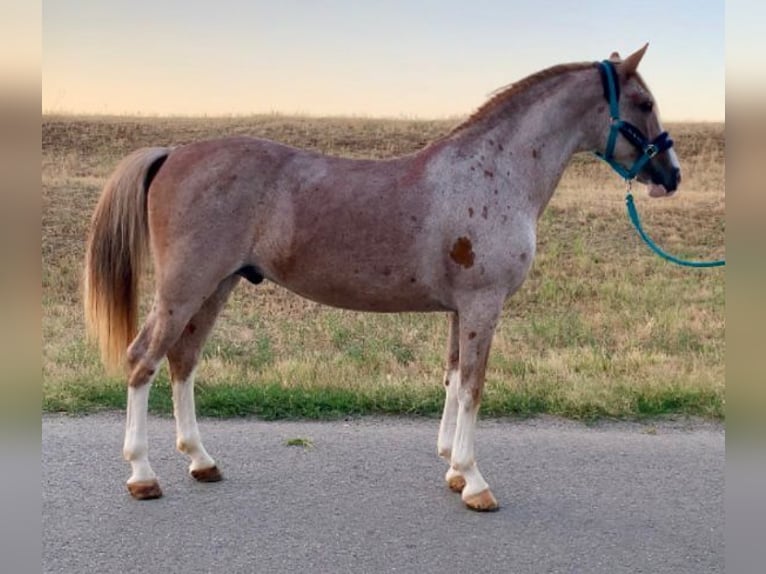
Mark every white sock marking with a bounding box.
[451,394,489,498]
[172,373,215,472]
[437,369,460,459]
[123,383,156,484]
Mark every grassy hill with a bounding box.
[42,115,724,420]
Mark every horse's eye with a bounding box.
[639,100,654,113]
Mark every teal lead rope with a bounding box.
[625,186,725,268]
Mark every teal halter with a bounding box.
[594,60,674,180]
[595,60,725,268]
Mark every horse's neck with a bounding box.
[452,68,601,213]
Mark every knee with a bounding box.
[458,384,482,409]
[444,370,460,391]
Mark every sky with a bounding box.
[42,0,724,121]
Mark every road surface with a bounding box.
[43,413,723,573]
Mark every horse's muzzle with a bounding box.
[645,157,680,193]
[671,167,682,188]
[647,166,681,196]
[662,165,681,193]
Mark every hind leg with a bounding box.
[122,271,229,499]
[123,301,199,499]
[123,334,162,500]
[166,275,240,483]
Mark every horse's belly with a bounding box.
[268,269,449,313]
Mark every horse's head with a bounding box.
[595,44,681,196]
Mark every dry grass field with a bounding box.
[42,115,724,419]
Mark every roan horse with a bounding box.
[84,45,680,511]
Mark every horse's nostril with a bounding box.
[674,167,682,185]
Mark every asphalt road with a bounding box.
[43,413,723,574]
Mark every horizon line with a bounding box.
[41,109,726,124]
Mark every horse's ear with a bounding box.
[618,43,649,77]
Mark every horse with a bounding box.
[84,44,680,511]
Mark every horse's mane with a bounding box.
[447,61,598,136]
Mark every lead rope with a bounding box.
[624,181,725,268]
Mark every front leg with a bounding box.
[450,296,503,511]
[437,313,459,458]
[437,313,467,493]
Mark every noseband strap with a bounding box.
[595,60,673,180]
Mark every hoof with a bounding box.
[463,489,499,512]
[191,465,223,483]
[127,480,163,500]
[447,475,466,493]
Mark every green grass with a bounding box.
[42,371,722,421]
[42,115,725,421]
[285,438,315,450]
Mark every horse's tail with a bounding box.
[84,147,170,374]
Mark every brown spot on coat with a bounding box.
[468,207,474,218]
[483,170,494,178]
[481,206,488,219]
[186,323,197,335]
[520,252,528,262]
[468,331,477,340]
[449,237,475,269]
[532,148,538,159]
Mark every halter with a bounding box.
[594,60,724,268]
[594,60,674,180]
